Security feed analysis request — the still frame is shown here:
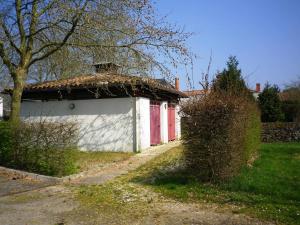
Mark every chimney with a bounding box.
[175,78,180,91]
[93,62,120,73]
[256,83,261,93]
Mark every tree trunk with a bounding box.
[9,69,26,124]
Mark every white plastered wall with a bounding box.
[20,98,134,152]
[0,97,3,118]
[175,104,181,139]
[160,101,168,143]
[134,97,150,151]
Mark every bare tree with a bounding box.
[199,51,212,94]
[0,0,192,123]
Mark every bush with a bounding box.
[244,103,261,160]
[280,88,300,122]
[182,93,261,182]
[0,120,79,177]
[281,100,300,122]
[0,122,14,167]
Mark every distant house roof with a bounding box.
[183,90,207,97]
[4,73,187,101]
[183,87,260,98]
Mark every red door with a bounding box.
[150,101,161,145]
[168,105,176,141]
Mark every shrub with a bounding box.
[280,87,300,122]
[0,122,14,167]
[0,120,79,177]
[182,93,261,182]
[244,103,261,160]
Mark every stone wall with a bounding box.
[262,122,300,142]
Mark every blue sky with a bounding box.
[155,0,300,91]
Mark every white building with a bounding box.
[14,63,186,152]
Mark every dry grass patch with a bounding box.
[75,151,134,172]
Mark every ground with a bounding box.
[0,170,52,197]
[0,184,272,225]
[0,142,298,225]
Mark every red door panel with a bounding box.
[168,105,176,141]
[150,101,161,145]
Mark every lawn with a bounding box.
[128,143,300,225]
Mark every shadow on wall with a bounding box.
[78,113,133,152]
[21,99,134,152]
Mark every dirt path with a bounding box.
[0,171,54,197]
[72,141,181,185]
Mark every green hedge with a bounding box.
[182,93,261,181]
[0,121,78,177]
[244,103,261,161]
[0,122,14,167]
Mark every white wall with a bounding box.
[20,97,182,151]
[21,98,134,152]
[160,101,168,143]
[175,104,181,139]
[0,97,3,118]
[135,97,150,151]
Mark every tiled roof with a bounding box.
[16,73,187,97]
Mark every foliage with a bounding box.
[282,101,300,122]
[244,103,261,160]
[0,120,79,177]
[182,93,261,181]
[0,122,13,166]
[258,83,284,122]
[213,56,249,95]
[129,143,300,225]
[281,85,300,122]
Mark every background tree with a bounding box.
[0,0,191,123]
[281,76,300,122]
[258,83,284,122]
[213,56,248,95]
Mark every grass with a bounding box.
[128,143,300,225]
[74,151,134,172]
[74,180,154,224]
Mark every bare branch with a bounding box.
[38,0,59,17]
[0,41,16,75]
[0,20,21,55]
[27,0,39,54]
[29,21,78,65]
[15,0,26,52]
